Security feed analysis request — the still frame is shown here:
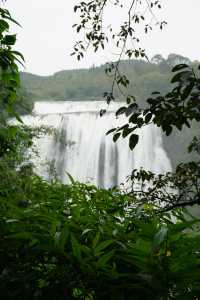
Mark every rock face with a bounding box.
[22,101,172,188]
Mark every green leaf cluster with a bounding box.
[1,177,200,300]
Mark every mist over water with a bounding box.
[23,101,172,188]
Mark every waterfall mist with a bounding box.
[22,101,172,188]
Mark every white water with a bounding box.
[22,101,172,188]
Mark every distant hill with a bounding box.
[20,57,172,103]
[20,53,195,104]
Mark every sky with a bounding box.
[4,0,200,75]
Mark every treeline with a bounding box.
[20,53,195,104]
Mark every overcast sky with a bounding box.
[4,0,200,75]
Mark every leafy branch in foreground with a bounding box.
[0,6,25,121]
[1,178,200,299]
[0,3,32,168]
[111,64,200,211]
[128,155,200,213]
[72,0,166,102]
[110,64,200,146]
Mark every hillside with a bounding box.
[20,57,172,102]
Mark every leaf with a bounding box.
[94,239,114,256]
[14,112,23,123]
[2,34,16,45]
[129,113,140,124]
[151,91,160,95]
[8,126,18,136]
[172,64,189,72]
[5,219,18,223]
[122,126,134,138]
[106,128,116,135]
[181,82,194,100]
[116,106,126,116]
[113,132,121,142]
[115,241,127,250]
[82,228,93,236]
[0,19,9,33]
[96,250,115,267]
[11,50,25,61]
[171,70,192,83]
[175,122,182,131]
[71,234,82,261]
[165,125,173,136]
[129,134,139,150]
[3,14,21,27]
[67,172,75,184]
[92,231,100,249]
[100,109,106,117]
[145,113,152,124]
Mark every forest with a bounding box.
[20,54,191,103]
[1,1,200,300]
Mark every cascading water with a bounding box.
[22,101,172,188]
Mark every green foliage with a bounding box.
[14,86,34,115]
[72,0,166,62]
[0,3,30,161]
[20,58,172,103]
[110,63,200,145]
[1,178,200,300]
[163,121,199,169]
[0,7,25,119]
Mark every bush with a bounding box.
[1,177,200,300]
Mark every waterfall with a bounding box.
[22,101,172,188]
